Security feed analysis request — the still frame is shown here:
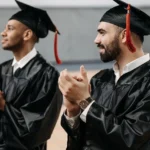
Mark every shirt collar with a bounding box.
[12,47,37,68]
[113,53,150,74]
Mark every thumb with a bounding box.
[80,65,88,82]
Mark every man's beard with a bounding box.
[98,38,121,62]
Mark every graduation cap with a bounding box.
[9,0,62,64]
[100,0,150,52]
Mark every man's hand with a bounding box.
[0,91,5,111]
[58,65,90,104]
[63,96,81,117]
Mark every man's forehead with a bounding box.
[7,20,28,29]
[98,22,118,31]
[7,20,20,26]
[98,22,114,28]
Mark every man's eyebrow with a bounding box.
[7,24,15,28]
[97,28,106,32]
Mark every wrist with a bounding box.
[66,108,81,118]
[77,97,94,110]
[76,94,91,105]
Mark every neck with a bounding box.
[116,47,144,75]
[12,45,34,61]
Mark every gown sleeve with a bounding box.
[3,67,63,148]
[61,114,85,150]
[85,76,150,149]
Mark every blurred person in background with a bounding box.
[59,0,150,149]
[0,0,62,149]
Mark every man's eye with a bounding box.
[100,32,105,35]
[8,27,14,30]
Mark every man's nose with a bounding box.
[94,34,101,44]
[1,30,7,37]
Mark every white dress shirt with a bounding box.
[65,53,150,127]
[113,53,150,84]
[12,47,37,73]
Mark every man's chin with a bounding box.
[2,47,11,51]
[101,59,112,63]
[100,56,114,62]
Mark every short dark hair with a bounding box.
[138,35,144,43]
[32,32,39,43]
[116,26,144,43]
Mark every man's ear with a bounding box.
[23,29,33,41]
[120,29,126,44]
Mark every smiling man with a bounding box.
[0,0,62,150]
[59,0,150,150]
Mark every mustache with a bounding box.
[97,44,105,49]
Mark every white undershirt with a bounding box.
[12,47,37,73]
[113,53,150,83]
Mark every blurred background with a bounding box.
[0,0,150,149]
[0,0,150,72]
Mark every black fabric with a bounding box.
[9,0,59,38]
[61,60,150,150]
[0,53,62,150]
[100,0,150,36]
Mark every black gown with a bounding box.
[0,53,62,150]
[61,60,150,150]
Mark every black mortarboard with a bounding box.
[9,0,62,64]
[101,0,150,36]
[100,0,150,53]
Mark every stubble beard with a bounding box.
[2,39,24,52]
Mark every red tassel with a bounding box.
[54,31,62,64]
[126,4,136,52]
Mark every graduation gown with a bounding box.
[61,60,150,150]
[0,53,62,150]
